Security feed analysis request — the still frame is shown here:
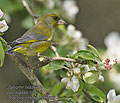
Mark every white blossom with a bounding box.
[71,76,79,92]
[107,89,120,103]
[82,65,97,72]
[46,0,55,9]
[0,20,8,32]
[63,0,79,20]
[78,38,87,50]
[0,9,3,19]
[67,24,87,54]
[61,76,79,92]
[104,32,120,63]
[81,65,104,81]
[89,66,97,71]
[67,25,82,41]
[66,80,72,89]
[66,25,87,52]
[83,65,89,72]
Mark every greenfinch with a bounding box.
[7,14,66,59]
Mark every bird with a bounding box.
[7,13,66,60]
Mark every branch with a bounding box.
[21,0,38,24]
[33,56,88,71]
[50,45,60,57]
[8,52,58,103]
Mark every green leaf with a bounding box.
[78,79,83,92]
[86,61,96,67]
[83,70,101,84]
[51,82,65,96]
[0,41,5,67]
[84,83,106,102]
[87,43,100,59]
[44,61,65,70]
[0,36,8,51]
[73,50,99,62]
[59,69,67,78]
[0,33,4,35]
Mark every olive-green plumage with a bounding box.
[7,14,66,57]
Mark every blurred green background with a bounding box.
[0,0,120,103]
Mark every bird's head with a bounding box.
[40,14,67,29]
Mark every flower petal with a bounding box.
[73,30,81,40]
[89,66,97,71]
[107,89,116,103]
[114,95,120,103]
[66,80,72,89]
[67,25,75,37]
[0,20,8,32]
[0,9,3,19]
[63,0,79,19]
[61,77,69,83]
[82,65,89,72]
[71,76,79,92]
[99,72,104,82]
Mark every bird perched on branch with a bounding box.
[7,14,66,60]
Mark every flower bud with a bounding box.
[105,64,111,70]
[67,71,73,76]
[113,59,117,65]
[73,67,80,74]
[105,58,110,65]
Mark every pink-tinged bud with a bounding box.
[0,9,3,19]
[113,59,117,65]
[105,58,110,65]
[105,64,111,70]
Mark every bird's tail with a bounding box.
[5,47,15,54]
[6,40,20,54]
[6,41,15,54]
[6,45,24,54]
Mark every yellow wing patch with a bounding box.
[23,40,38,43]
[14,47,22,52]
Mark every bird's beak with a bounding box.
[58,19,67,25]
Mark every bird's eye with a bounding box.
[54,16,59,21]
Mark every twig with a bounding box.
[21,0,38,24]
[52,57,76,62]
[33,56,88,71]
[50,45,60,57]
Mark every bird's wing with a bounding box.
[15,32,48,44]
